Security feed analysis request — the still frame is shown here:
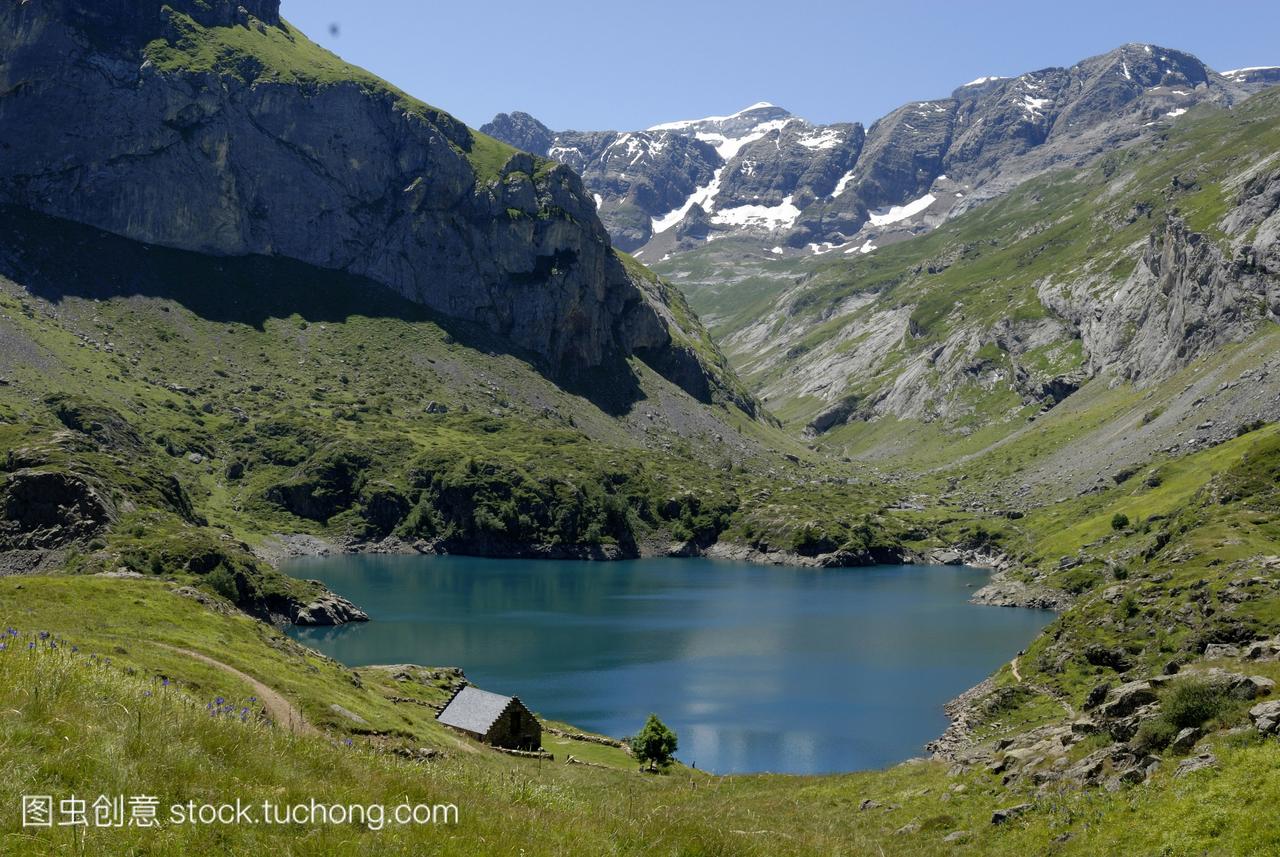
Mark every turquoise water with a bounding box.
[285,555,1052,774]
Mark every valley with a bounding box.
[1,0,1279,854]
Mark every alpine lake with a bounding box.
[286,555,1052,774]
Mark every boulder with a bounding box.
[328,704,368,725]
[1174,751,1218,778]
[991,803,1032,825]
[1070,718,1101,735]
[1168,727,1202,754]
[1100,680,1157,718]
[1249,700,1280,735]
[1085,644,1133,671]
[292,593,370,626]
[1245,638,1280,660]
[1084,681,1112,710]
[1061,749,1107,786]
[1203,643,1241,659]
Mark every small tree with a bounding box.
[629,714,678,772]
[1111,513,1130,531]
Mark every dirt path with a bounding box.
[154,643,316,736]
[1011,655,1023,683]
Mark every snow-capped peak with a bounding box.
[647,102,789,132]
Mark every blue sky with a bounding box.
[281,0,1280,131]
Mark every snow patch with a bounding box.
[832,170,856,198]
[797,128,843,150]
[696,118,794,159]
[845,240,876,255]
[1022,95,1051,118]
[651,168,725,234]
[963,75,1005,87]
[770,246,784,255]
[711,195,801,229]
[1166,108,1187,118]
[592,193,602,209]
[867,193,936,227]
[547,145,582,160]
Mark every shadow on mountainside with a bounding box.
[0,205,646,415]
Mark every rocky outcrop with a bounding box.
[0,0,733,396]
[971,576,1073,611]
[1052,215,1280,385]
[479,111,555,158]
[0,469,114,550]
[292,591,369,626]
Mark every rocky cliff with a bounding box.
[0,0,733,398]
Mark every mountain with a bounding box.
[484,45,1277,262]
[0,0,747,406]
[664,85,1280,509]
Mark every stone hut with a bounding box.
[436,686,541,750]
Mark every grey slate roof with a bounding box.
[436,686,514,735]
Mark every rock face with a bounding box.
[483,46,1277,259]
[1048,213,1280,386]
[0,0,721,390]
[0,469,114,550]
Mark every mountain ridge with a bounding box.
[482,43,1278,261]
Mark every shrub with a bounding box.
[1058,566,1102,595]
[1111,513,1130,531]
[205,566,240,602]
[1162,678,1230,730]
[1237,419,1265,437]
[1131,716,1178,753]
